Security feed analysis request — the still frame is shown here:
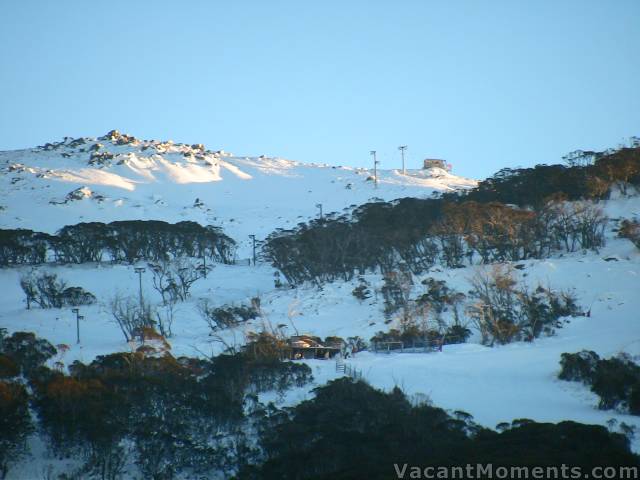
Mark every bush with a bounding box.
[324,336,346,348]
[109,295,156,342]
[559,352,640,415]
[559,350,600,383]
[469,266,581,345]
[60,286,96,306]
[591,355,640,411]
[149,257,206,304]
[352,278,372,301]
[20,272,96,309]
[199,299,260,331]
[619,218,640,250]
[370,276,471,349]
[444,324,472,344]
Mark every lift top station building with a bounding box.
[423,158,447,169]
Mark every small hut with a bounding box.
[288,335,341,360]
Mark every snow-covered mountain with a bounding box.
[1,132,640,477]
[0,131,475,256]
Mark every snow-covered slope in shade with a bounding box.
[0,131,476,255]
[0,196,639,455]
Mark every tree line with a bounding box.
[263,144,640,285]
[0,220,236,266]
[2,331,638,479]
[0,329,311,479]
[264,197,607,284]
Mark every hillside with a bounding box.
[0,131,475,257]
[1,133,640,478]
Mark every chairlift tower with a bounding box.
[370,150,379,188]
[398,145,407,174]
[134,267,145,309]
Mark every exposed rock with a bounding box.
[115,134,137,146]
[96,130,136,145]
[99,129,121,141]
[67,137,87,148]
[7,163,25,173]
[65,186,93,202]
[89,151,115,166]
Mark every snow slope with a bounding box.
[0,132,475,257]
[1,132,640,475]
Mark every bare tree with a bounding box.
[19,272,95,309]
[109,294,155,342]
[287,300,301,336]
[198,299,228,331]
[148,261,179,305]
[469,265,521,345]
[155,300,176,338]
[172,257,202,301]
[19,274,37,310]
[468,265,580,345]
[547,200,607,252]
[148,258,203,304]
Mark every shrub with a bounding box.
[60,286,96,306]
[1,331,56,375]
[20,272,96,309]
[559,352,640,415]
[352,278,372,301]
[148,257,206,304]
[199,299,260,331]
[380,270,413,317]
[109,295,156,342]
[347,336,367,353]
[591,355,640,411]
[469,266,581,345]
[559,350,600,383]
[444,324,472,344]
[619,218,640,250]
[324,336,345,348]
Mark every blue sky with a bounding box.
[1,0,638,179]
